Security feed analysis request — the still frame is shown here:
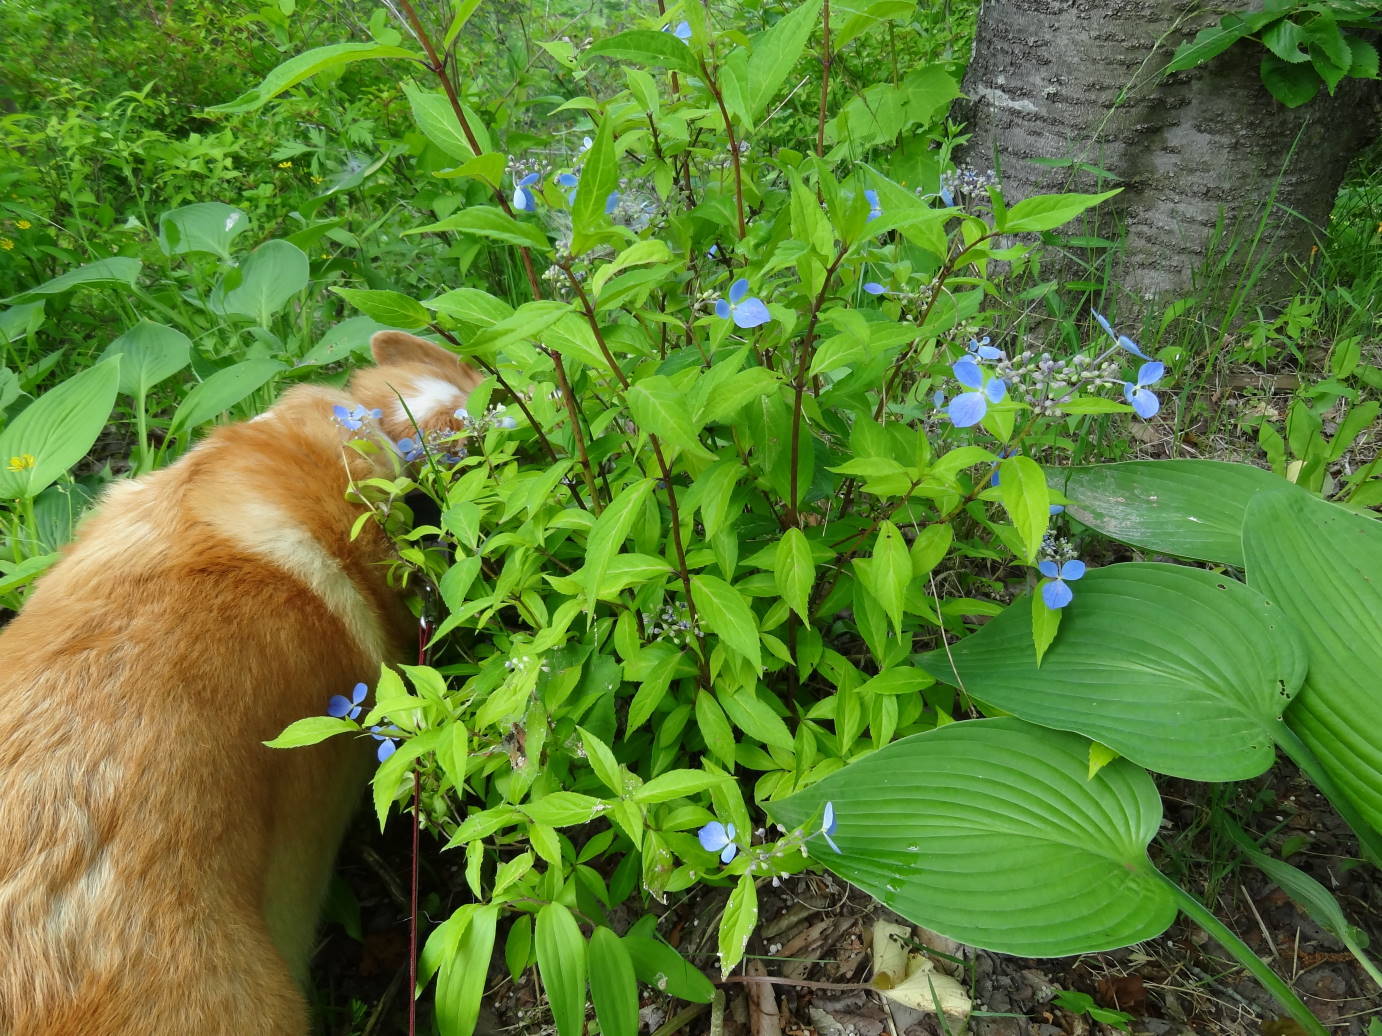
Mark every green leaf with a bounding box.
[208,42,422,113]
[1030,589,1061,667]
[717,873,759,975]
[583,478,655,611]
[633,768,727,803]
[997,455,1049,563]
[858,522,910,635]
[571,113,619,255]
[1163,16,1254,73]
[1263,18,1312,63]
[586,30,700,76]
[774,527,815,623]
[213,239,309,326]
[409,204,552,253]
[579,726,623,795]
[691,574,762,672]
[466,300,571,356]
[331,288,431,330]
[402,81,491,160]
[768,718,1176,956]
[157,202,250,260]
[857,666,933,697]
[592,240,672,298]
[436,903,498,1036]
[168,359,285,436]
[7,258,141,303]
[999,190,1121,233]
[746,0,825,121]
[1261,52,1320,107]
[695,690,737,768]
[0,300,45,344]
[522,791,605,827]
[0,552,59,597]
[101,320,191,397]
[1244,492,1382,831]
[536,903,588,1036]
[0,358,121,499]
[262,715,357,749]
[1053,459,1299,567]
[915,564,1307,782]
[623,928,715,1003]
[588,927,640,1036]
[426,286,514,327]
[697,367,779,425]
[627,375,710,459]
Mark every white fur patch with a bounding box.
[395,376,463,425]
[214,498,387,663]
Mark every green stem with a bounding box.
[1275,721,1382,866]
[1152,869,1326,1036]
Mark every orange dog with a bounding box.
[0,332,480,1034]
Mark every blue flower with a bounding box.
[938,187,956,207]
[1050,504,1066,515]
[715,278,771,329]
[947,357,1007,428]
[556,172,579,203]
[1038,559,1086,609]
[1091,309,1150,360]
[512,172,540,212]
[932,389,946,410]
[396,437,425,463]
[821,801,841,854]
[989,447,1016,487]
[864,189,882,221]
[665,20,692,41]
[333,404,382,431]
[698,820,738,863]
[370,726,399,762]
[966,336,1002,362]
[328,682,366,720]
[605,190,620,215]
[863,281,889,295]
[1123,361,1165,419]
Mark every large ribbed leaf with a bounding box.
[1245,491,1382,832]
[915,564,1307,781]
[767,718,1176,957]
[1051,459,1298,566]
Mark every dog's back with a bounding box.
[0,333,480,1033]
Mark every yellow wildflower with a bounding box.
[15,219,31,230]
[278,160,293,169]
[7,454,36,472]
[0,238,13,250]
[310,175,323,184]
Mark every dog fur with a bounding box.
[0,332,480,1034]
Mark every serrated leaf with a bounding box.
[691,574,762,671]
[586,30,700,76]
[572,113,619,255]
[774,527,815,623]
[746,0,825,121]
[331,287,431,329]
[402,81,491,160]
[767,718,1176,956]
[999,190,1121,233]
[1163,16,1254,73]
[997,455,1049,563]
[209,43,421,113]
[627,375,711,459]
[262,715,357,749]
[717,873,759,975]
[633,768,727,803]
[584,479,656,612]
[409,204,552,253]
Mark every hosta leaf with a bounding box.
[1053,459,1300,566]
[1245,491,1382,832]
[916,564,1307,782]
[157,202,250,259]
[536,903,588,1036]
[767,718,1176,957]
[0,358,120,499]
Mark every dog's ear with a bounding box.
[370,331,455,368]
[369,331,483,390]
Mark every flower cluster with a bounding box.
[937,165,999,207]
[644,602,703,646]
[6,453,36,472]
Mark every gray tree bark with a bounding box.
[957,0,1381,322]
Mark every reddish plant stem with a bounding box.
[408,616,431,1036]
[816,0,831,159]
[786,248,847,527]
[699,60,747,239]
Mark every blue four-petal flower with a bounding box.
[698,820,738,863]
[1091,309,1150,360]
[327,682,366,720]
[1038,559,1086,609]
[512,172,540,212]
[947,357,1007,428]
[715,278,771,329]
[1123,361,1165,419]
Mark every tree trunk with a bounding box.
[957,0,1381,323]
